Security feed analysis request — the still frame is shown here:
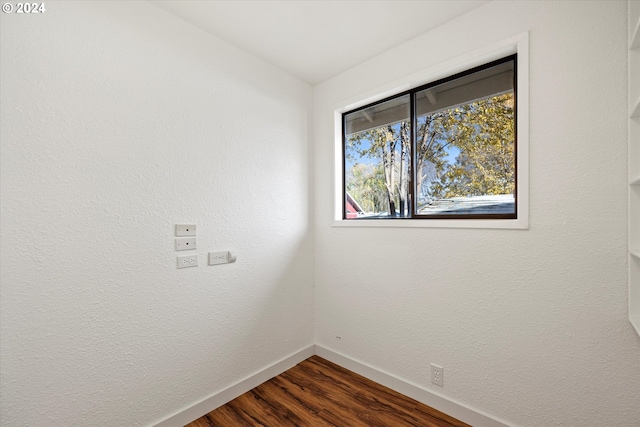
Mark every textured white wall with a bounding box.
[313,1,640,426]
[0,1,313,426]
[3,1,640,426]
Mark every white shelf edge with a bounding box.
[630,3,640,339]
[632,13,640,49]
[632,97,640,118]
[631,313,640,337]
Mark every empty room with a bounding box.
[1,1,639,426]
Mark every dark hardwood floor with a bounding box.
[186,355,470,427]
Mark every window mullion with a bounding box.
[410,91,417,218]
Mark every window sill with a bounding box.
[332,218,528,230]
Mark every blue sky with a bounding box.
[345,137,460,171]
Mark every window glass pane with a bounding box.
[344,95,410,218]
[415,61,515,216]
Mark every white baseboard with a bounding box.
[315,345,512,427]
[153,344,510,427]
[152,345,315,427]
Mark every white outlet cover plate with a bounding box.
[431,363,444,387]
[175,237,197,251]
[209,251,228,265]
[175,224,196,236]
[177,254,198,269]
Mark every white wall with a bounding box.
[3,1,639,426]
[0,2,313,426]
[313,1,640,426]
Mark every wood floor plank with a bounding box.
[303,357,467,427]
[286,363,406,426]
[185,356,470,427]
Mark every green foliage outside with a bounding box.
[345,93,514,216]
[346,163,388,213]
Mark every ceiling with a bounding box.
[148,0,490,85]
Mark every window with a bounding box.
[343,55,517,220]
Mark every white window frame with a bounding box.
[332,32,529,229]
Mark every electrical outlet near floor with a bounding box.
[431,363,444,387]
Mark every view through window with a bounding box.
[343,55,516,220]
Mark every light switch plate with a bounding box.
[175,224,196,236]
[175,237,196,251]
